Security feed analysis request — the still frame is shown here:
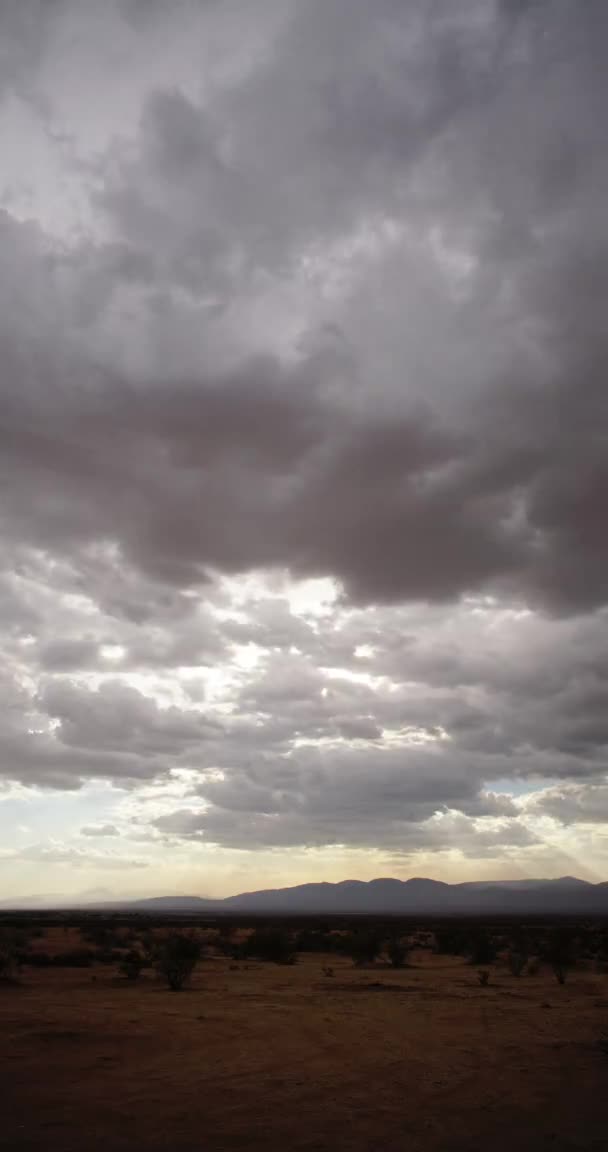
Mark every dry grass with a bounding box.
[1,948,607,1152]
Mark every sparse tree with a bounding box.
[546,928,576,986]
[120,949,145,981]
[244,928,296,965]
[434,927,466,956]
[387,936,408,969]
[155,933,202,991]
[294,929,334,953]
[468,931,496,967]
[0,935,19,982]
[346,929,382,967]
[552,962,567,985]
[507,929,530,977]
[507,949,528,977]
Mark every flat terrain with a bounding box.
[2,946,607,1152]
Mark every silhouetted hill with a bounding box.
[6,876,607,914]
[114,876,608,915]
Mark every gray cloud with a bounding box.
[155,801,533,857]
[0,1,605,612]
[0,1,607,865]
[37,637,101,672]
[530,783,608,827]
[39,677,222,762]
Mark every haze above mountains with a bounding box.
[4,877,608,915]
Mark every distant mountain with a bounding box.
[4,876,607,915]
[220,876,454,913]
[127,895,220,912]
[90,875,608,916]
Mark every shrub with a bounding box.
[434,927,466,956]
[294,929,334,954]
[345,929,382,967]
[155,933,202,990]
[507,949,528,978]
[81,925,113,948]
[468,931,496,967]
[552,962,568,985]
[52,949,94,968]
[215,935,241,958]
[244,929,295,965]
[120,949,146,981]
[0,936,19,982]
[139,932,157,963]
[507,928,531,977]
[94,948,125,966]
[21,951,53,968]
[387,937,408,969]
[545,928,576,985]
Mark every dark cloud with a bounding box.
[0,0,607,866]
[39,678,222,758]
[530,783,608,827]
[0,201,605,611]
[37,638,101,672]
[0,671,217,789]
[155,798,533,856]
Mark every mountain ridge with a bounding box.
[4,876,607,914]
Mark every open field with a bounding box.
[2,918,608,1152]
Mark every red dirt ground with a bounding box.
[2,950,607,1151]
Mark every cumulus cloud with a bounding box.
[155,802,533,857]
[0,0,607,878]
[529,783,608,827]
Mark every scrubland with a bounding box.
[1,915,607,1151]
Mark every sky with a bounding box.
[1,0,607,902]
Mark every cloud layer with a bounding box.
[0,0,607,889]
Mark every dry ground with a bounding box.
[1,949,607,1152]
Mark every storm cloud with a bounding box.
[0,0,607,887]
